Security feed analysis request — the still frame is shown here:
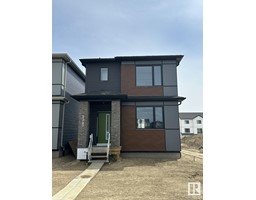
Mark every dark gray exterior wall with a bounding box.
[85,62,121,94]
[61,66,85,150]
[162,63,178,96]
[66,66,85,95]
[52,101,64,150]
[164,104,181,151]
[62,92,81,149]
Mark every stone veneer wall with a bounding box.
[77,101,89,148]
[111,100,121,147]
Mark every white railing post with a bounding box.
[88,134,93,162]
[106,132,111,162]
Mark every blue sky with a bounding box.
[52,0,202,112]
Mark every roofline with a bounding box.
[125,96,186,102]
[179,112,203,119]
[72,94,128,101]
[52,53,86,81]
[72,94,185,103]
[80,55,184,67]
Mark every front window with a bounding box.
[136,65,162,86]
[100,68,108,81]
[197,120,202,124]
[136,107,164,129]
[184,120,189,124]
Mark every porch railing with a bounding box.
[106,132,111,162]
[88,133,93,162]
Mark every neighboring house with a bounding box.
[52,53,86,157]
[179,112,203,135]
[73,55,185,159]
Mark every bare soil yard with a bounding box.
[52,135,203,199]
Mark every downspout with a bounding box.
[60,59,71,156]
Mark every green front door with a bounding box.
[98,112,111,144]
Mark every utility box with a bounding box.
[77,148,88,160]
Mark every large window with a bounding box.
[136,107,164,129]
[100,68,108,81]
[136,65,162,86]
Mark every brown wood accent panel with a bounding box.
[121,105,166,151]
[121,64,163,96]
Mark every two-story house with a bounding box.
[179,112,203,135]
[52,53,86,157]
[73,55,185,159]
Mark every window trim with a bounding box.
[135,65,163,86]
[100,67,109,81]
[136,106,165,129]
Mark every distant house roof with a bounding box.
[179,112,203,119]
[80,55,184,67]
[52,53,86,81]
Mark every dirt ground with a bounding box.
[52,135,203,199]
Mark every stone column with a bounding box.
[111,100,121,147]
[77,101,90,148]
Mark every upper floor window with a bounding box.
[184,120,189,124]
[136,106,164,129]
[197,120,202,124]
[136,65,162,86]
[100,68,108,81]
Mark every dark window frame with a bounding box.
[100,67,109,81]
[185,128,190,133]
[136,106,165,129]
[135,65,163,86]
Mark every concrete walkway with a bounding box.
[52,162,105,200]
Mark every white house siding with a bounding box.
[179,114,203,135]
[192,116,203,134]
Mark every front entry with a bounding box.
[97,112,111,144]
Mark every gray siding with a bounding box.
[62,92,81,149]
[165,130,181,151]
[164,104,181,151]
[52,61,65,96]
[164,105,180,129]
[66,66,85,95]
[52,102,64,150]
[163,86,178,96]
[162,63,178,96]
[86,62,121,94]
